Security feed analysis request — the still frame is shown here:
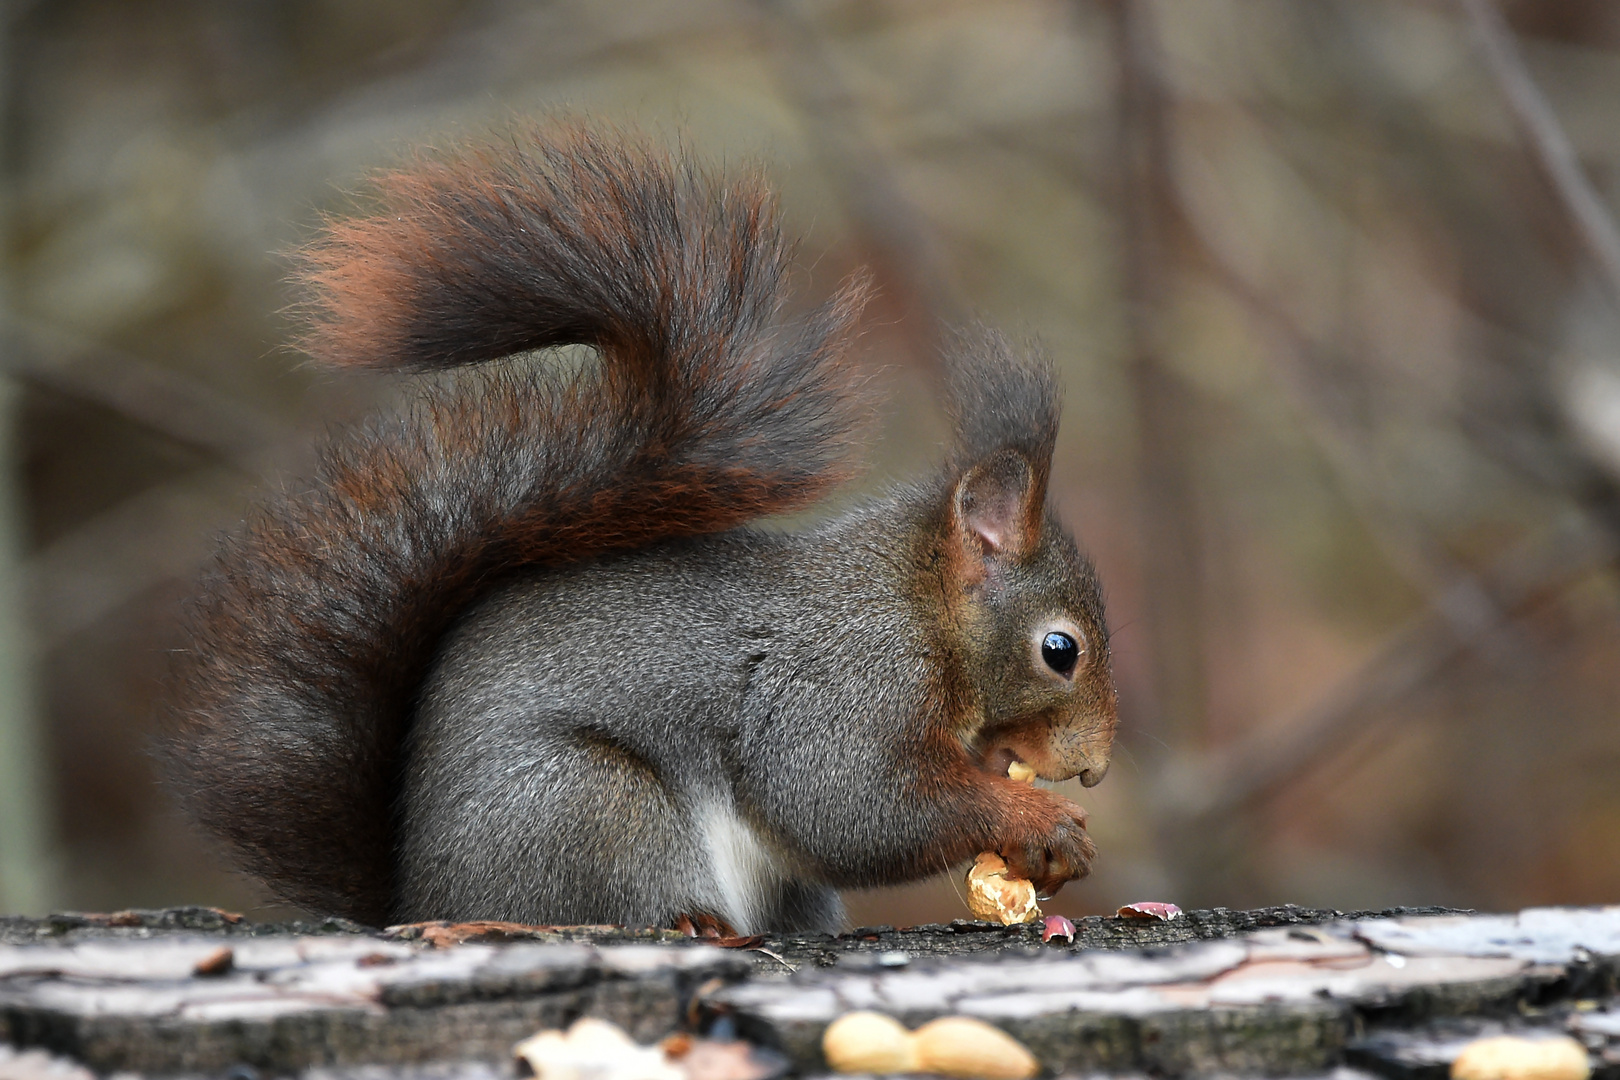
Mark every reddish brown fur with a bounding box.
[163,126,872,925]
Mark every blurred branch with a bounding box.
[24,469,249,652]
[1151,20,1613,639]
[1129,0,1605,828]
[751,0,961,349]
[0,0,51,916]
[0,324,294,652]
[0,320,302,652]
[2,322,285,471]
[1151,121,1593,830]
[1201,87,1613,519]
[1105,0,1211,754]
[1166,514,1608,822]
[1183,220,1512,652]
[1455,0,1620,309]
[1450,0,1620,543]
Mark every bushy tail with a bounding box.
[162,126,871,925]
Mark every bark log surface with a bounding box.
[0,904,1616,1079]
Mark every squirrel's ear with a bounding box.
[953,450,1042,561]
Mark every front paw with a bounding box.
[998,797,1095,897]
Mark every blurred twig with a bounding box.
[0,325,293,652]
[1104,0,1212,757]
[1166,514,1608,821]
[1184,220,1513,652]
[1455,0,1620,309]
[24,469,251,651]
[1174,165,1612,821]
[751,0,961,350]
[1451,0,1620,544]
[0,0,51,916]
[2,322,285,470]
[1124,0,1608,831]
[1203,81,1608,516]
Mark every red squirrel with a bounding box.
[162,125,1117,932]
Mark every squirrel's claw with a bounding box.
[1000,797,1096,897]
[673,912,738,939]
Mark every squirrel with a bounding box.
[161,125,1118,934]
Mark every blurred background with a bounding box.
[0,0,1617,927]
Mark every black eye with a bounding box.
[1041,631,1079,676]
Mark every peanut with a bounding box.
[965,851,1041,925]
[1451,1036,1590,1080]
[822,1012,918,1074]
[822,1012,1038,1080]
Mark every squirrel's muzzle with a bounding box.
[1045,692,1117,786]
[977,705,1114,787]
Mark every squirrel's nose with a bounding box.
[1077,760,1110,788]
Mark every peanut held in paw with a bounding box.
[965,852,1041,925]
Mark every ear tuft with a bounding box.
[955,451,1037,558]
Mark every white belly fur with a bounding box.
[696,798,782,934]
